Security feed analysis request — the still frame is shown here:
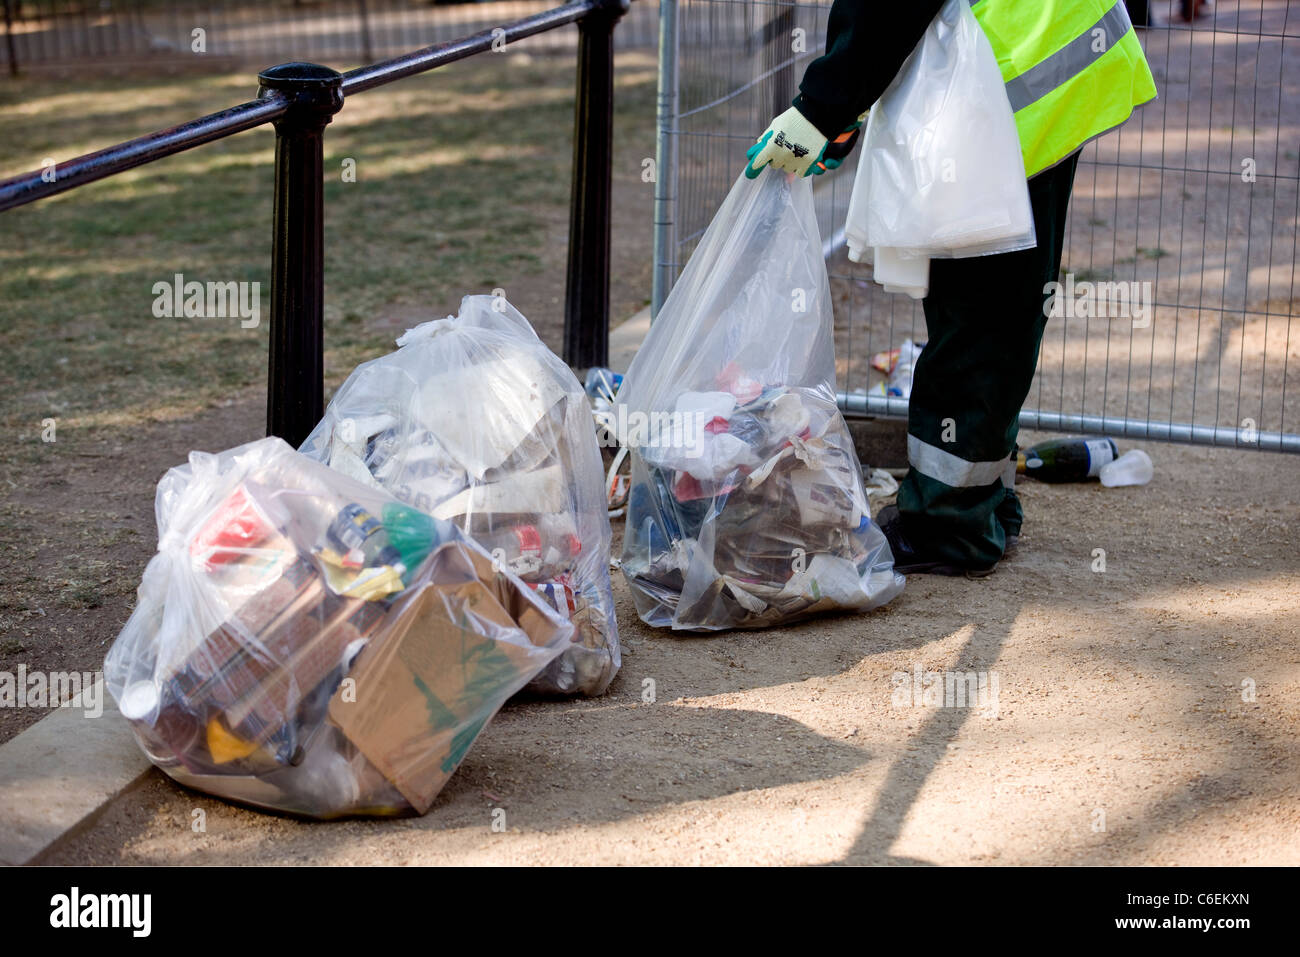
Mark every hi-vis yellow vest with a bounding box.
[972,0,1157,177]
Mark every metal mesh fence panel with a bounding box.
[654,0,1300,453]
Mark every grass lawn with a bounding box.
[0,50,658,443]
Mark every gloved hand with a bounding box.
[808,118,864,175]
[744,107,827,179]
[745,108,865,179]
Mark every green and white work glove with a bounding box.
[744,107,827,179]
[744,107,864,179]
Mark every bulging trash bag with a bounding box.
[613,173,905,631]
[104,437,572,819]
[300,294,620,696]
[844,0,1035,297]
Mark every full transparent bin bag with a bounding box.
[843,0,1035,297]
[300,295,620,696]
[104,437,571,819]
[614,173,905,631]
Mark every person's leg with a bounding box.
[996,157,1078,547]
[894,153,1079,568]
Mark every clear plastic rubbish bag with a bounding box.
[614,173,905,631]
[300,294,620,696]
[104,437,572,819]
[844,0,1035,297]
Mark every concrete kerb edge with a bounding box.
[0,677,154,865]
[27,763,156,867]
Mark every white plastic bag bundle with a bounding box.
[844,0,1035,297]
[300,295,620,696]
[615,173,905,631]
[105,437,572,819]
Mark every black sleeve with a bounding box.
[794,0,946,138]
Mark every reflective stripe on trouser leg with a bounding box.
[908,435,1013,489]
[897,154,1079,567]
[901,441,1016,568]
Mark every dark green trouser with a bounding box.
[897,153,1079,567]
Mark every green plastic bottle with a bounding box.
[381,502,448,581]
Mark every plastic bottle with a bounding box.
[327,503,403,570]
[869,339,926,398]
[584,366,623,408]
[1018,437,1118,483]
[1099,448,1153,487]
[381,502,450,577]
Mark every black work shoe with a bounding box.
[876,505,998,578]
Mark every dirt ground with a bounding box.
[32,408,1300,865]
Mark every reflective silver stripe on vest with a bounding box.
[1002,1,1134,113]
[908,435,1010,488]
[1002,455,1016,489]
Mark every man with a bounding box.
[745,0,1157,576]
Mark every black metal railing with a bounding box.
[0,0,629,445]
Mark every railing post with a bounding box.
[3,0,18,77]
[257,62,344,447]
[563,0,628,371]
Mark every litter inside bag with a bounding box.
[300,295,620,696]
[105,437,572,819]
[615,173,905,631]
[844,0,1035,297]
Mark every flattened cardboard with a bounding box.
[327,543,565,812]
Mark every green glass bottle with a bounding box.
[1018,437,1119,483]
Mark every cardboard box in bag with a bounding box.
[328,543,568,812]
